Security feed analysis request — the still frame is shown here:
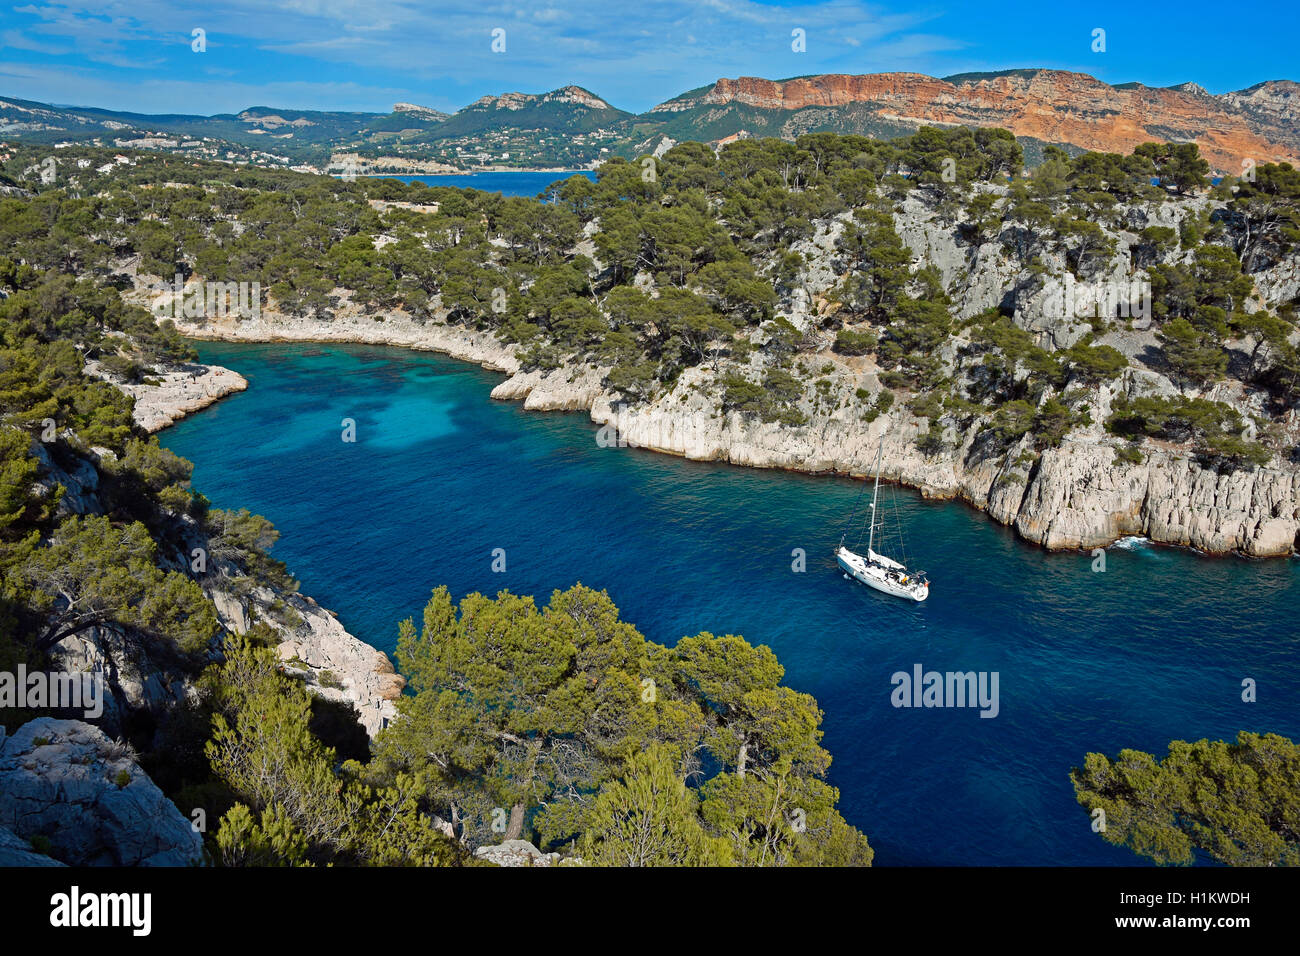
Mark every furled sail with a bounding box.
[867,549,905,571]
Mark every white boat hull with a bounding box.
[836,546,928,602]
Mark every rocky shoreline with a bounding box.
[207,584,403,739]
[110,362,249,433]
[75,355,405,739]
[510,366,1298,557]
[159,308,1298,559]
[160,309,519,374]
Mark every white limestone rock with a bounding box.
[273,595,404,738]
[109,362,249,433]
[473,840,561,867]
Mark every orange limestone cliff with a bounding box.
[676,70,1299,173]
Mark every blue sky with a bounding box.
[0,0,1296,116]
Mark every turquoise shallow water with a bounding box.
[161,340,1300,865]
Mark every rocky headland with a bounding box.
[106,362,248,433]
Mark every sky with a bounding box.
[0,0,1296,117]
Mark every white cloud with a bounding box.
[0,0,965,112]
[0,60,424,114]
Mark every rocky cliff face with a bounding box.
[470,87,615,112]
[26,421,402,741]
[0,718,204,866]
[271,596,404,737]
[662,70,1300,173]
[201,570,405,740]
[1218,80,1299,146]
[484,187,1300,558]
[490,365,1298,558]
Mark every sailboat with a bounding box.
[835,440,930,602]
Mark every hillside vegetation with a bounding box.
[9,130,1298,472]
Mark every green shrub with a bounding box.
[916,427,946,457]
[1107,395,1271,467]
[98,353,146,383]
[1113,444,1144,466]
[834,329,877,355]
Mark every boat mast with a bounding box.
[867,440,883,555]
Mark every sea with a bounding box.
[384,170,596,197]
[161,339,1300,865]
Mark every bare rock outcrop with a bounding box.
[52,624,198,737]
[271,596,403,738]
[111,363,248,432]
[473,839,562,867]
[29,434,103,516]
[202,577,402,739]
[490,364,610,411]
[0,825,64,866]
[0,718,204,866]
[578,373,1299,556]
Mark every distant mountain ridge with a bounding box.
[430,85,630,138]
[0,95,418,159]
[2,69,1297,172]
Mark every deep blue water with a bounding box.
[385,170,595,197]
[161,341,1300,866]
